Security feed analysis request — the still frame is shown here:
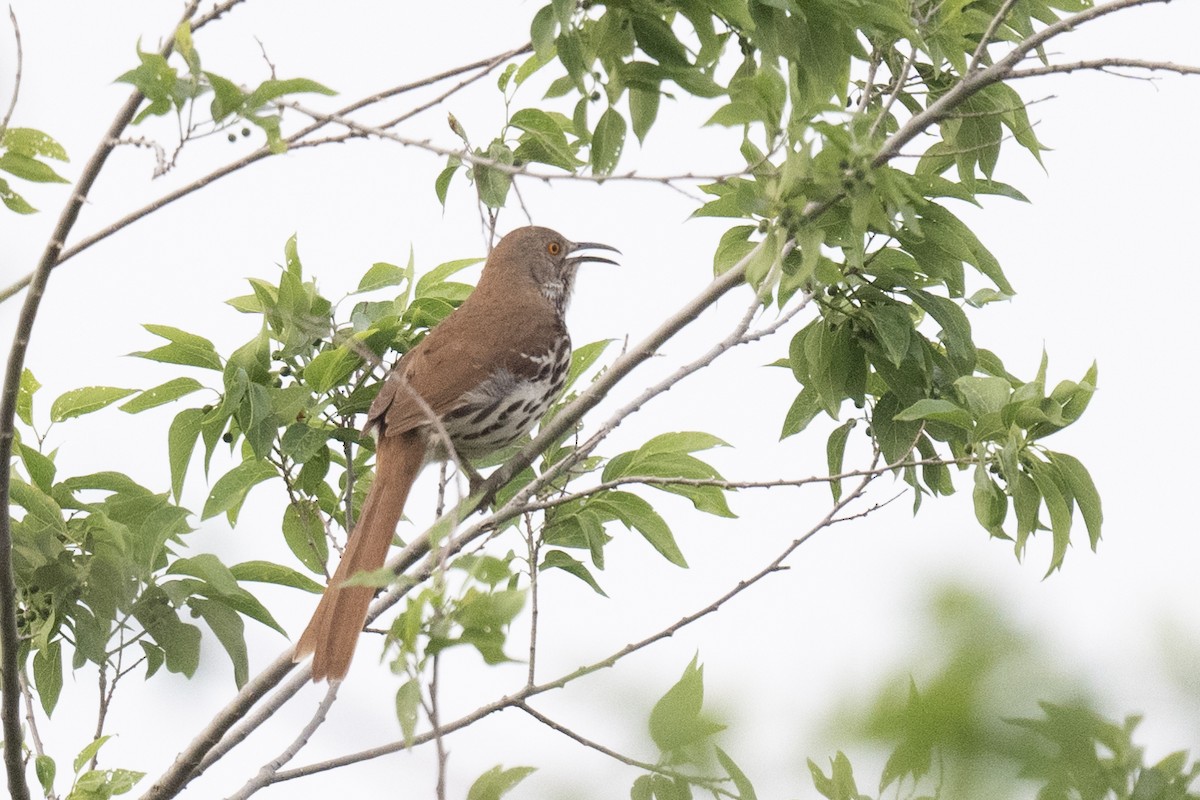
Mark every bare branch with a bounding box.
[870,42,918,140]
[1,7,22,135]
[1007,57,1200,80]
[226,684,338,800]
[516,701,718,788]
[286,101,744,186]
[513,455,974,515]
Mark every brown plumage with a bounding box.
[293,226,618,681]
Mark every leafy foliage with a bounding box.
[115,23,334,155]
[812,588,1200,800]
[0,127,70,214]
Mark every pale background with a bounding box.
[2,2,1198,798]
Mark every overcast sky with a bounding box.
[3,2,1200,798]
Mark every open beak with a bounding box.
[567,240,621,267]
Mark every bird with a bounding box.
[293,226,619,681]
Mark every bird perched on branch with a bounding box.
[294,226,619,681]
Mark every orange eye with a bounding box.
[547,241,561,255]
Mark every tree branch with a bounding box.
[1006,57,1200,80]
[225,683,338,800]
[1,7,22,136]
[0,7,208,796]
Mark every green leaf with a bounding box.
[591,107,627,175]
[712,226,757,273]
[244,77,336,109]
[466,765,537,800]
[1029,459,1073,574]
[649,655,725,753]
[9,476,67,538]
[637,431,730,457]
[168,407,204,502]
[189,597,249,687]
[395,678,421,746]
[632,13,689,66]
[133,324,223,370]
[0,177,36,213]
[1048,452,1102,549]
[630,86,661,143]
[435,159,460,206]
[17,443,56,492]
[954,375,1011,417]
[206,71,246,121]
[826,420,855,502]
[119,377,205,413]
[33,640,63,716]
[781,388,822,439]
[0,151,69,183]
[168,553,240,595]
[3,127,69,161]
[202,459,278,522]
[117,48,179,122]
[511,108,580,171]
[563,339,614,390]
[905,289,976,376]
[597,491,687,567]
[17,368,40,426]
[73,735,112,774]
[49,386,137,422]
[894,398,973,431]
[972,464,1007,534]
[474,140,514,208]
[530,4,557,59]
[540,550,607,595]
[282,499,329,574]
[356,261,408,293]
[715,746,758,800]
[229,560,323,593]
[35,755,55,795]
[304,346,364,394]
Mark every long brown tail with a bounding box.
[294,430,425,681]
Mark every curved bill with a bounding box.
[567,240,621,267]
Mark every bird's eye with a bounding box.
[547,241,561,255]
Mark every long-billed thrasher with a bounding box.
[294,226,619,681]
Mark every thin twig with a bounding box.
[516,701,711,785]
[16,671,49,787]
[513,456,974,515]
[225,683,338,800]
[869,42,918,140]
[969,0,1020,73]
[287,101,744,186]
[429,654,448,800]
[1007,57,1200,80]
[1,7,22,135]
[524,515,540,687]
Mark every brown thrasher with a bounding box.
[293,226,618,681]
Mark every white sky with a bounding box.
[2,2,1199,798]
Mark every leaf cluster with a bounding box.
[116,23,334,155]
